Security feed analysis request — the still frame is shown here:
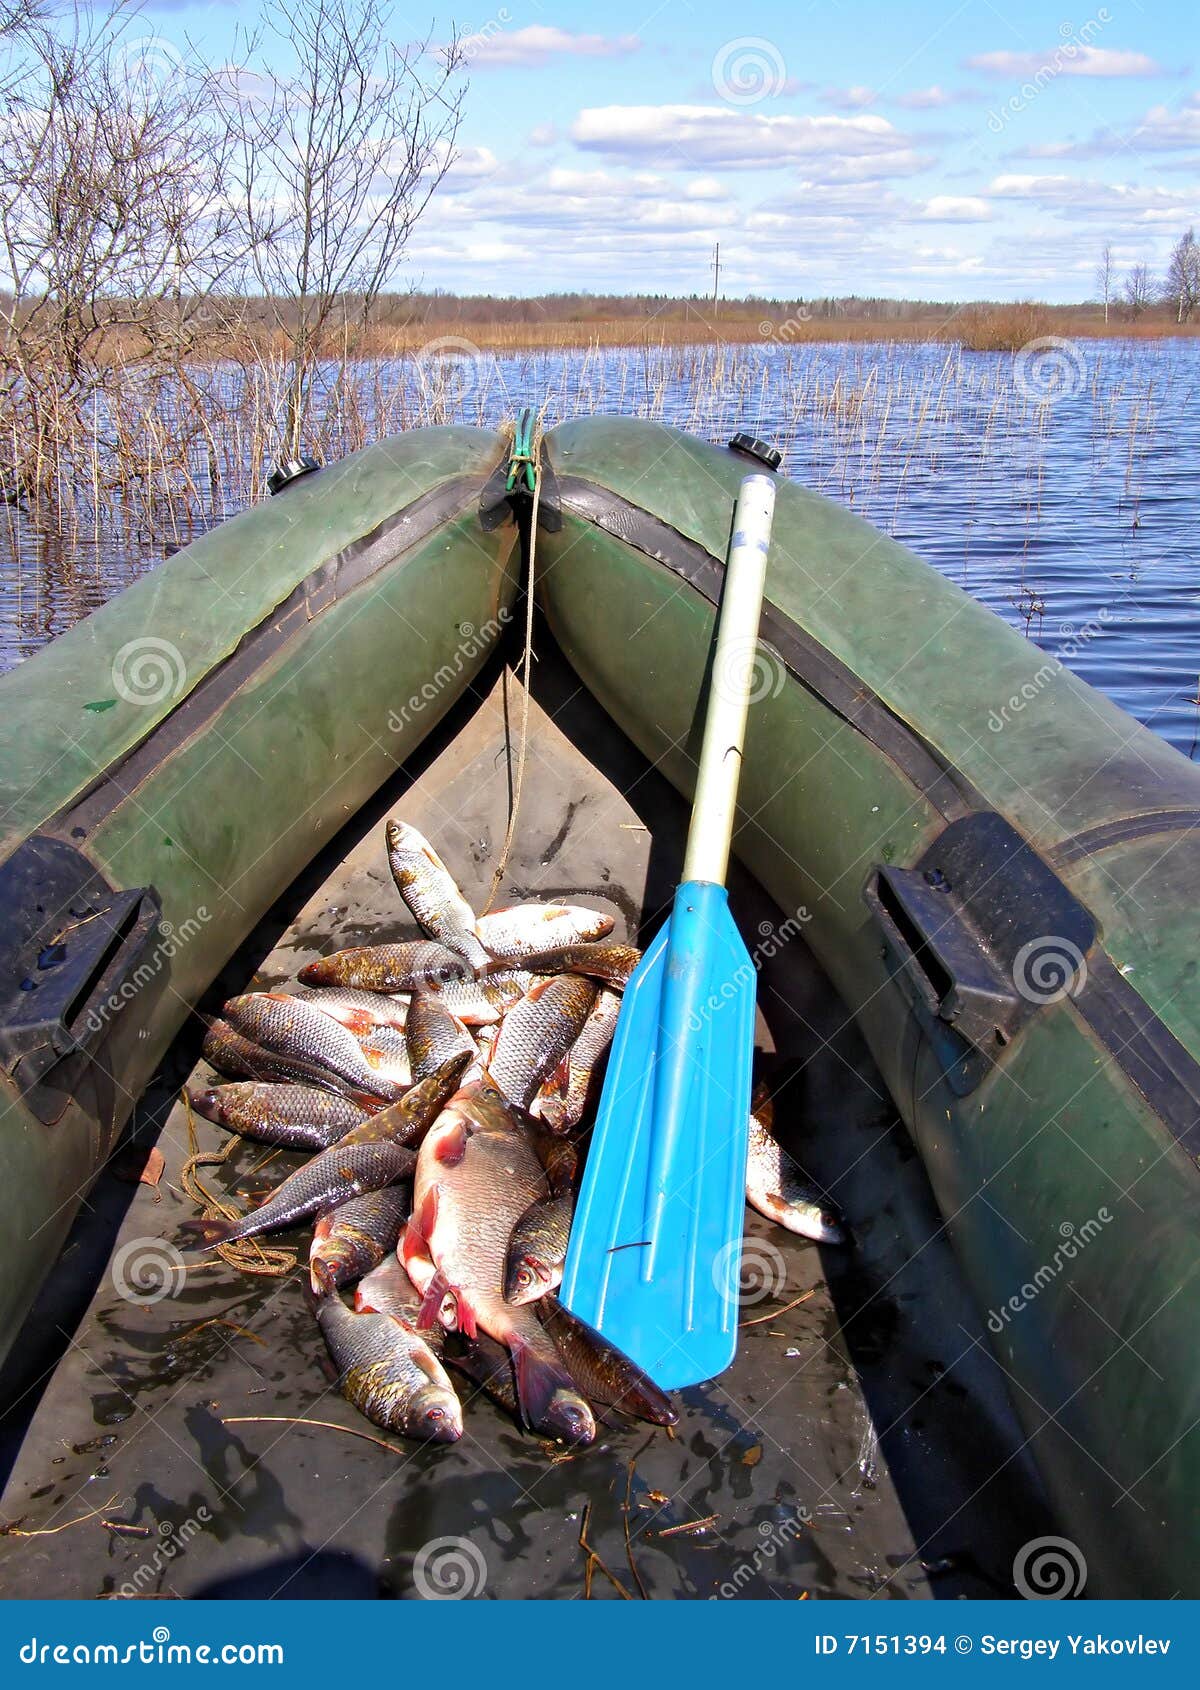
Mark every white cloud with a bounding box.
[819,85,877,110]
[989,172,1199,226]
[1134,92,1200,150]
[571,104,927,179]
[919,195,992,221]
[895,86,956,109]
[684,177,729,201]
[967,46,1163,79]
[465,26,641,68]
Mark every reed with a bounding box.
[0,333,1175,654]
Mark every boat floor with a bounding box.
[0,638,1054,1600]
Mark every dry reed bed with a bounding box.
[0,338,1179,572]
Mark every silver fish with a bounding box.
[314,1291,461,1442]
[405,995,477,1085]
[189,1082,372,1151]
[386,820,490,969]
[293,986,410,1036]
[486,974,598,1111]
[475,903,614,964]
[221,993,403,1102]
[534,987,621,1131]
[297,941,471,993]
[404,1085,595,1444]
[746,1099,846,1245]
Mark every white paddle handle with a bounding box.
[681,473,777,888]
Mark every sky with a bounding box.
[137,0,1199,302]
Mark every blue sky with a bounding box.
[140,0,1198,301]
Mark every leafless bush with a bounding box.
[222,0,466,459]
[0,7,243,520]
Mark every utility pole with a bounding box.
[711,242,720,317]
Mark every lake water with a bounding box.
[2,337,1197,754]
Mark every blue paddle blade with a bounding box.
[560,880,756,1388]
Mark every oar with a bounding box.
[560,472,777,1388]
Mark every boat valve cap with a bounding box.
[728,433,782,472]
[267,455,322,497]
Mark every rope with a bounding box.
[483,407,543,914]
[178,1090,297,1278]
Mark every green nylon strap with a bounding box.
[505,406,539,494]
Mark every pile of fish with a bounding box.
[181,821,843,1448]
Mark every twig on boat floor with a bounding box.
[178,1318,266,1348]
[657,1514,718,1539]
[1,1495,119,1538]
[740,1290,815,1327]
[578,1502,633,1600]
[220,1415,407,1457]
[623,1444,652,1599]
[179,1091,296,1278]
[101,1520,152,1539]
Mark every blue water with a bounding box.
[2,338,1197,753]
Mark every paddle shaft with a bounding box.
[681,474,777,887]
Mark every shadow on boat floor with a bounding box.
[0,631,1055,1599]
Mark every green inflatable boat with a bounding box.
[1,416,1198,1598]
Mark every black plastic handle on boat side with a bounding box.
[0,835,161,1118]
[864,811,1096,1095]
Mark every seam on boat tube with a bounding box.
[555,476,1200,1170]
[555,476,981,820]
[47,471,493,839]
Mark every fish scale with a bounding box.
[202,1018,369,1097]
[188,1082,372,1150]
[298,941,471,992]
[222,993,404,1101]
[386,820,490,969]
[310,1187,411,1296]
[475,903,614,964]
[486,974,598,1111]
[183,1058,468,1251]
[314,1294,461,1442]
[408,1089,594,1443]
[535,987,622,1131]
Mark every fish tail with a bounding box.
[507,1330,577,1431]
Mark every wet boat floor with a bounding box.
[0,640,1055,1600]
